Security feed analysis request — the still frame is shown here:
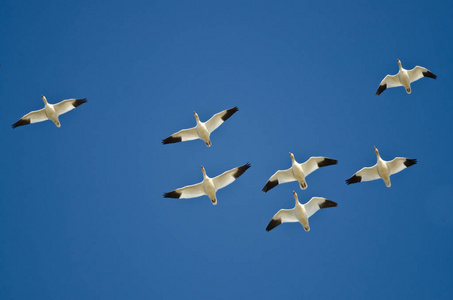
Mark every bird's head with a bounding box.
[41,95,48,104]
[293,191,299,202]
[194,111,199,121]
[397,59,402,68]
[374,146,380,156]
[289,152,294,160]
[201,165,206,176]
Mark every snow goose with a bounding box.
[262,153,337,193]
[12,95,87,128]
[163,163,250,205]
[162,107,238,147]
[376,59,436,95]
[266,191,337,232]
[346,147,416,187]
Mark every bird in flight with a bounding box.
[12,95,87,128]
[346,147,416,187]
[162,107,239,147]
[262,153,337,193]
[376,59,436,95]
[163,163,250,205]
[266,191,337,232]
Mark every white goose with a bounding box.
[266,191,337,232]
[346,147,416,187]
[262,153,337,193]
[163,163,250,205]
[376,59,436,95]
[12,95,87,128]
[162,107,239,147]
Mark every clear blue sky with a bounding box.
[1,0,453,299]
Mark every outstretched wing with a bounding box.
[12,109,48,128]
[54,98,87,115]
[212,163,251,190]
[346,165,380,185]
[301,156,337,177]
[163,182,205,199]
[407,66,437,83]
[376,74,402,95]
[205,107,238,133]
[266,208,298,232]
[162,127,199,144]
[304,197,337,218]
[262,168,295,193]
[387,157,417,175]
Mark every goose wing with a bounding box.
[346,165,380,185]
[54,98,87,115]
[12,109,48,128]
[376,74,402,95]
[205,107,238,133]
[162,127,199,144]
[304,197,337,218]
[212,163,251,190]
[387,157,417,175]
[266,208,298,232]
[163,182,205,199]
[262,168,295,193]
[407,66,437,83]
[301,157,337,177]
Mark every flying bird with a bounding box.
[162,107,239,147]
[376,59,436,95]
[262,153,337,193]
[12,95,87,128]
[163,163,251,205]
[346,147,416,187]
[266,191,337,232]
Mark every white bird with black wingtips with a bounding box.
[163,163,250,205]
[266,191,337,232]
[346,147,416,187]
[376,59,436,95]
[162,107,238,147]
[12,95,87,128]
[262,153,337,193]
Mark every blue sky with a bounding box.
[1,0,453,299]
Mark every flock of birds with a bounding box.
[12,59,436,232]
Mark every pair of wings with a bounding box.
[12,98,87,128]
[266,197,337,231]
[162,107,238,144]
[263,157,337,192]
[346,157,416,184]
[377,66,436,95]
[164,163,250,199]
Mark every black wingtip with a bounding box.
[346,175,361,185]
[423,71,437,79]
[262,180,278,193]
[163,191,181,198]
[221,106,239,121]
[233,162,251,179]
[162,136,182,144]
[404,158,417,168]
[376,84,386,96]
[12,118,30,129]
[73,98,87,108]
[318,158,338,168]
[319,199,338,209]
[266,218,281,232]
